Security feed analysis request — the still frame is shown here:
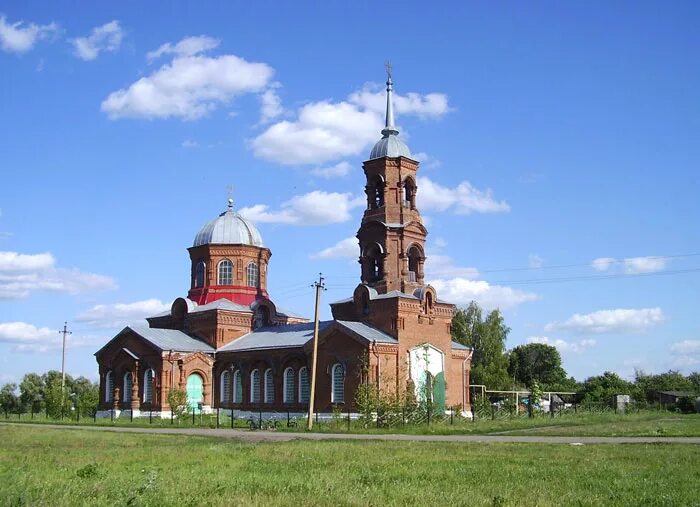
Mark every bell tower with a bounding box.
[357,68,428,295]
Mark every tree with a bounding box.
[43,371,72,418]
[634,370,695,402]
[508,343,567,390]
[579,371,633,403]
[167,388,188,419]
[19,373,45,413]
[72,377,99,417]
[0,383,19,414]
[452,302,511,390]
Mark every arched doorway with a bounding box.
[186,373,204,413]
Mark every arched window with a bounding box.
[331,363,345,404]
[123,372,132,403]
[254,305,270,329]
[246,262,259,287]
[218,259,233,285]
[299,367,310,404]
[408,245,422,282]
[403,178,416,209]
[195,261,206,288]
[283,367,295,404]
[105,371,114,403]
[250,369,261,403]
[426,292,434,313]
[233,370,242,403]
[220,370,231,403]
[143,368,154,404]
[264,368,274,404]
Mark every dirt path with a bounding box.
[2,422,700,444]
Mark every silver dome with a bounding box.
[369,134,412,159]
[193,209,264,247]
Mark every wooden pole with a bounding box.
[59,322,72,416]
[307,274,325,430]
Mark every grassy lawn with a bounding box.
[3,410,700,437]
[0,426,699,506]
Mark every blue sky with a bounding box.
[1,1,699,385]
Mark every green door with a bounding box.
[186,374,204,413]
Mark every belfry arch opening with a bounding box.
[403,177,416,209]
[407,245,423,283]
[368,175,385,209]
[363,243,384,283]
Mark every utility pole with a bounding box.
[59,322,72,392]
[307,273,326,430]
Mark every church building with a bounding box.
[95,72,473,418]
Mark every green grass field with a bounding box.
[1,426,698,506]
[3,410,699,437]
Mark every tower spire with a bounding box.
[382,62,399,137]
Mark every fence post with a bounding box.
[216,408,219,429]
[31,406,34,419]
[550,400,554,418]
[428,405,431,426]
[315,411,318,425]
[450,408,454,425]
[130,409,133,423]
[94,410,97,423]
[491,403,495,420]
[287,410,290,428]
[259,409,262,428]
[402,406,405,426]
[111,409,114,422]
[171,409,174,425]
[150,409,153,425]
[346,408,350,431]
[192,406,196,425]
[231,409,234,429]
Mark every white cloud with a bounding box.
[425,255,479,279]
[310,161,352,179]
[259,87,283,123]
[0,15,58,54]
[545,308,665,334]
[70,20,123,61]
[146,35,220,61]
[310,237,358,259]
[0,250,116,299]
[591,256,667,274]
[670,340,700,354]
[429,277,538,310]
[76,298,170,328]
[251,83,451,165]
[527,336,596,354]
[592,257,616,271]
[182,139,199,148]
[102,37,274,120]
[412,152,442,169]
[239,191,364,226]
[529,254,543,269]
[0,321,95,353]
[623,256,667,274]
[417,176,510,215]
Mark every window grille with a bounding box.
[218,259,233,285]
[143,369,154,404]
[246,262,259,287]
[264,368,274,404]
[331,363,345,404]
[233,370,242,403]
[283,368,295,404]
[123,373,132,403]
[299,367,310,403]
[220,370,231,403]
[105,371,114,403]
[250,369,261,403]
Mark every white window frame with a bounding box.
[283,367,295,404]
[250,369,261,403]
[246,262,259,287]
[123,372,133,403]
[264,368,274,404]
[218,259,233,285]
[142,368,155,403]
[331,363,345,404]
[220,370,231,403]
[299,366,310,404]
[233,370,242,403]
[105,371,114,403]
